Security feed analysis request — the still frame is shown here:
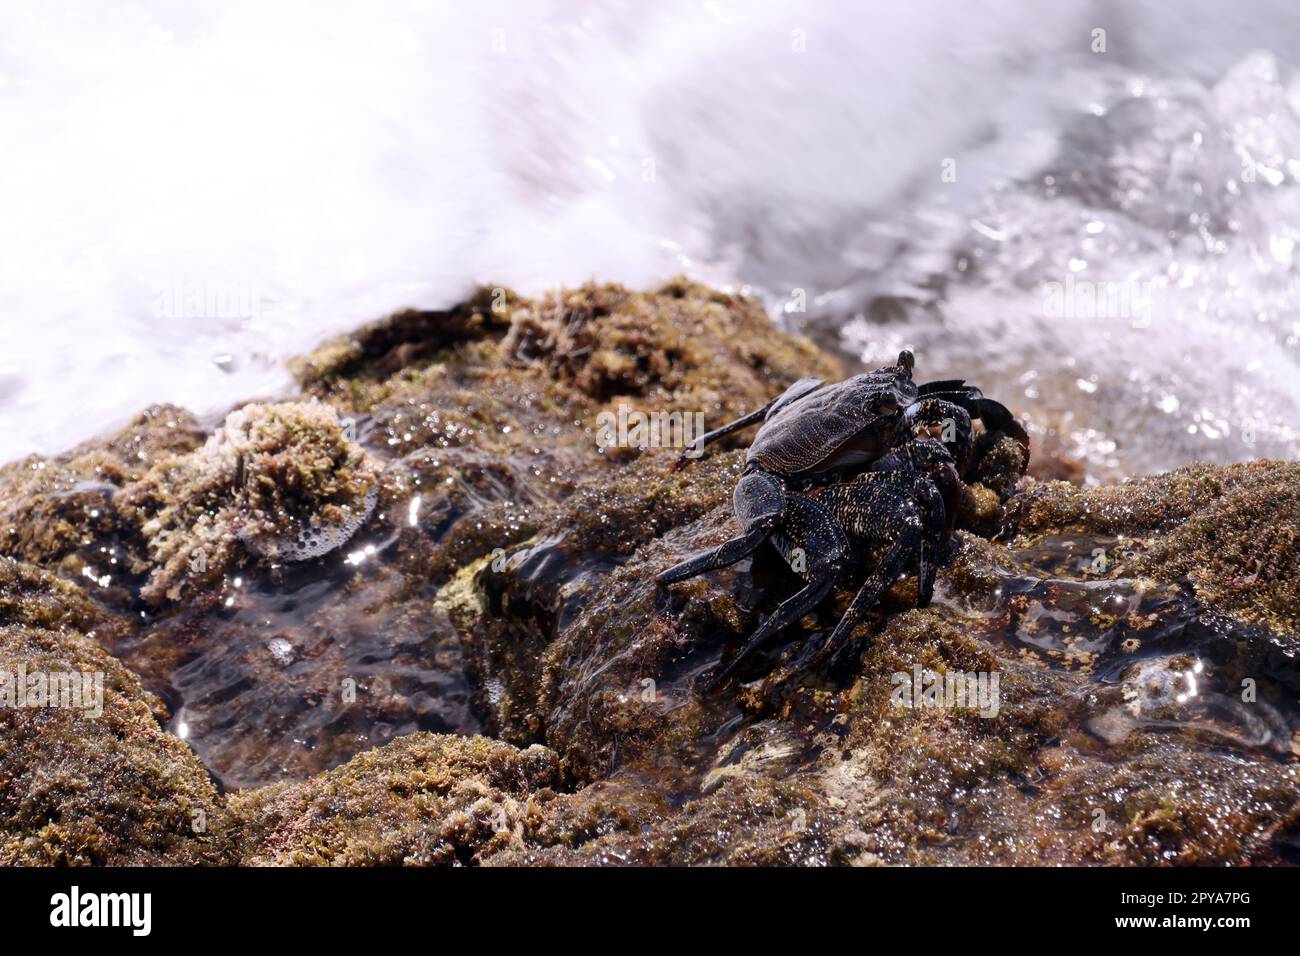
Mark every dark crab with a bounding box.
[657,351,1028,687]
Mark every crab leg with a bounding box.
[656,525,771,584]
[702,575,838,689]
[916,380,1030,461]
[672,405,770,468]
[916,480,948,606]
[700,493,847,689]
[810,521,923,670]
[657,469,787,583]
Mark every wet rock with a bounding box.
[119,400,383,604]
[490,772,836,866]
[1007,460,1300,636]
[0,405,204,592]
[0,557,132,646]
[449,447,1299,864]
[0,277,1296,867]
[228,733,561,865]
[0,612,227,864]
[288,289,513,395]
[297,278,836,439]
[0,278,835,807]
[444,451,742,756]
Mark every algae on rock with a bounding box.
[0,277,1296,867]
[117,400,383,604]
[228,734,561,865]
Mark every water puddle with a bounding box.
[133,543,480,789]
[952,533,1299,758]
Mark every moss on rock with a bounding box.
[0,557,132,644]
[228,734,561,865]
[0,405,204,578]
[1008,460,1300,636]
[0,621,227,865]
[118,401,382,604]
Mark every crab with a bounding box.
[657,351,1028,687]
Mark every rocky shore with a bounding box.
[1,280,1296,865]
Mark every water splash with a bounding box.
[831,53,1300,480]
[7,0,1300,474]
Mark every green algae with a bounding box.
[0,557,132,643]
[290,287,515,401]
[1008,460,1300,636]
[119,400,382,604]
[228,733,560,865]
[0,536,225,865]
[297,278,839,444]
[0,405,204,579]
[0,620,227,865]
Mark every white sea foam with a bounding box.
[2,0,1299,476]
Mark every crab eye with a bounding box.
[897,349,915,372]
[873,394,901,415]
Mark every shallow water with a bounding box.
[959,534,1299,756]
[114,536,480,788]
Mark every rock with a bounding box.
[0,557,132,646]
[228,734,561,866]
[119,400,383,604]
[0,571,227,864]
[0,405,204,595]
[0,278,1296,866]
[1006,460,1300,636]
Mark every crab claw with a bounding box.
[975,397,1031,462]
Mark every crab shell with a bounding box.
[745,359,918,478]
